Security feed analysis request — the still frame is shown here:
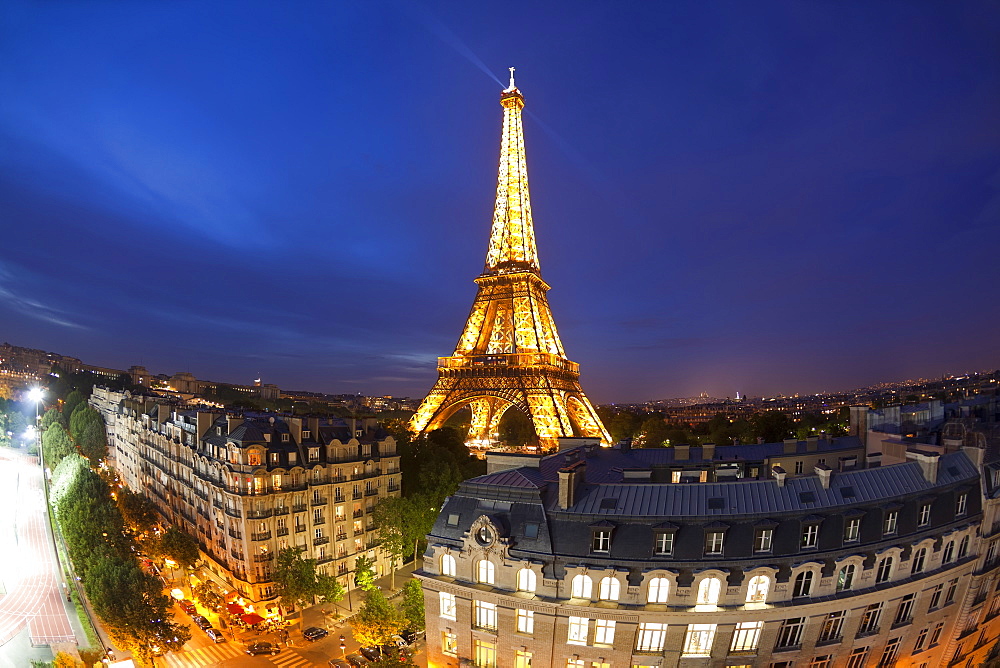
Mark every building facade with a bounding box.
[418,437,1000,667]
[90,391,400,614]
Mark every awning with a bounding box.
[226,603,245,615]
[241,613,265,625]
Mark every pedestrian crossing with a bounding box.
[162,643,316,667]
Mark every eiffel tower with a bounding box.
[410,69,610,449]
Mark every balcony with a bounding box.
[353,510,364,519]
[336,533,348,542]
[251,531,272,542]
[314,536,330,546]
[312,496,328,506]
[273,506,289,515]
[365,489,378,497]
[225,507,242,519]
[317,555,333,564]
[247,509,273,520]
[252,553,274,563]
[228,530,243,540]
[352,492,363,500]
[295,525,306,533]
[276,527,289,537]
[230,550,244,561]
[292,504,307,513]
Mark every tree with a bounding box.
[52,651,81,668]
[273,547,344,611]
[350,589,405,648]
[41,407,65,431]
[116,488,160,537]
[637,416,671,448]
[158,526,200,570]
[372,496,419,590]
[370,648,417,668]
[497,408,538,448]
[750,411,794,444]
[70,406,108,465]
[43,423,75,468]
[399,579,424,632]
[62,390,86,421]
[354,555,377,591]
[192,582,224,612]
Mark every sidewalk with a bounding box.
[299,560,419,631]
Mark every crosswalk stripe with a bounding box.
[271,653,312,667]
[163,642,244,667]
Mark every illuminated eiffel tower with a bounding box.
[410,69,610,449]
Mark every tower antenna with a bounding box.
[506,66,516,92]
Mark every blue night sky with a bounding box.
[1,1,998,403]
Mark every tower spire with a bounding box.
[485,68,538,275]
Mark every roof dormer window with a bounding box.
[302,430,311,440]
[281,434,289,442]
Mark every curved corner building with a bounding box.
[417,436,1000,667]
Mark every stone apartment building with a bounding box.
[418,436,1000,668]
[90,389,400,615]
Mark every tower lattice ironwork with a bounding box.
[409,70,611,449]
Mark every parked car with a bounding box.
[245,642,281,656]
[190,615,212,630]
[380,643,412,659]
[178,600,196,615]
[359,646,382,662]
[328,661,352,668]
[205,628,225,643]
[398,629,423,645]
[302,626,329,641]
[345,654,370,668]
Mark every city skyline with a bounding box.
[2,1,999,404]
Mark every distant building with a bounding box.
[417,434,1000,667]
[90,391,400,615]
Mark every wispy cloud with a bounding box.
[0,263,88,330]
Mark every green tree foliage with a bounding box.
[49,454,91,508]
[62,390,86,421]
[69,405,108,465]
[272,547,344,611]
[116,488,160,537]
[371,497,410,589]
[157,526,200,569]
[596,406,642,442]
[43,423,75,468]
[192,582,224,612]
[370,648,417,668]
[637,416,672,448]
[41,407,65,431]
[354,555,377,592]
[497,408,538,448]
[350,589,405,648]
[52,652,81,668]
[399,579,424,632]
[750,411,795,443]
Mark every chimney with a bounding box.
[814,464,832,489]
[620,438,632,453]
[308,417,321,439]
[558,461,586,509]
[783,439,799,454]
[772,465,787,487]
[806,437,819,452]
[675,445,690,461]
[702,443,716,460]
[906,450,940,484]
[227,415,243,432]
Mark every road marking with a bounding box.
[163,642,244,666]
[270,651,313,668]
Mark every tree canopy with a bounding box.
[272,547,344,611]
[69,405,108,464]
[354,555,377,592]
[399,579,424,632]
[156,526,200,569]
[350,589,405,648]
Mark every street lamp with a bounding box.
[340,635,346,660]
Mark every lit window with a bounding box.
[514,650,532,668]
[818,610,845,643]
[440,554,456,577]
[308,447,318,461]
[858,602,883,635]
[516,608,534,635]
[516,568,536,593]
[571,574,592,599]
[647,577,669,603]
[594,619,616,645]
[729,621,763,653]
[696,577,721,605]
[439,591,456,620]
[442,631,458,657]
[474,640,496,668]
[567,616,589,645]
[682,624,716,656]
[636,622,668,652]
[474,601,497,631]
[847,647,869,668]
[598,576,620,601]
[477,559,495,585]
[746,574,769,603]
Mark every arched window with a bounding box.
[876,556,893,583]
[959,536,970,559]
[792,570,813,597]
[836,564,855,591]
[696,577,721,605]
[599,576,620,601]
[440,554,456,578]
[647,577,669,603]
[516,568,536,593]
[943,541,955,563]
[746,574,769,603]
[911,548,927,573]
[571,574,593,599]
[477,559,495,585]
